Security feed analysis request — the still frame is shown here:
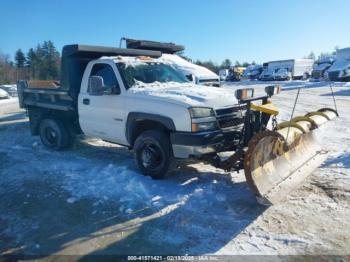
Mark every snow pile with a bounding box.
[161,54,219,80]
[102,55,173,68]
[128,81,238,107]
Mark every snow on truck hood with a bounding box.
[128,81,238,109]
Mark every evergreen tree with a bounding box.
[305,52,316,60]
[35,43,46,79]
[221,59,232,69]
[26,48,38,79]
[15,49,26,68]
[46,40,60,79]
[234,61,241,67]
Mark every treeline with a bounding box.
[193,49,340,74]
[0,41,60,84]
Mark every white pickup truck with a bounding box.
[18,44,279,180]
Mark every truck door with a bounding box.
[78,62,127,145]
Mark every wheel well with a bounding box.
[27,106,81,135]
[129,120,169,148]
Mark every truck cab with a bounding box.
[326,48,350,81]
[259,68,276,81]
[311,56,335,81]
[242,65,263,80]
[274,68,292,81]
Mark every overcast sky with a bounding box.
[1,0,349,64]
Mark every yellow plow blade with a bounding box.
[244,108,338,205]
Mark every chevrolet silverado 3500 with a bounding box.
[18,44,337,204]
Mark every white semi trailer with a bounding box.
[259,59,314,81]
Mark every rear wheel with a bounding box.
[39,118,72,150]
[134,130,174,179]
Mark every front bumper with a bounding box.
[259,76,274,81]
[275,76,289,81]
[328,71,350,82]
[170,130,241,158]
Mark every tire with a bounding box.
[39,118,72,150]
[302,73,309,80]
[134,130,174,179]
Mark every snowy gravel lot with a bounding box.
[0,81,349,257]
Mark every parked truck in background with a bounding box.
[326,47,350,82]
[242,65,263,80]
[123,38,221,87]
[310,56,335,82]
[219,69,229,81]
[226,67,246,82]
[259,59,314,81]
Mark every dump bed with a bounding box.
[17,80,75,111]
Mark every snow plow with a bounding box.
[211,86,338,204]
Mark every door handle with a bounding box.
[83,98,90,105]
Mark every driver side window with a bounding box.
[89,64,120,95]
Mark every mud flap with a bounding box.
[244,108,338,205]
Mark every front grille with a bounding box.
[215,105,246,130]
[328,71,340,81]
[216,105,246,116]
[218,117,245,129]
[312,71,322,79]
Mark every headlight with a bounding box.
[191,121,217,132]
[188,107,215,118]
[189,107,217,132]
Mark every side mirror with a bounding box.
[186,74,194,82]
[88,76,104,96]
[265,85,281,97]
[235,88,254,100]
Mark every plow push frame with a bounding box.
[206,84,339,205]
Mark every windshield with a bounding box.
[277,68,288,74]
[116,62,189,89]
[314,63,331,71]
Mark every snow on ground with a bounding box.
[0,81,349,257]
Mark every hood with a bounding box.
[0,88,9,98]
[328,60,350,72]
[313,63,331,72]
[127,81,238,109]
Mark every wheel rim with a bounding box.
[141,143,163,170]
[44,127,58,146]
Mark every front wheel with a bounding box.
[134,130,174,179]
